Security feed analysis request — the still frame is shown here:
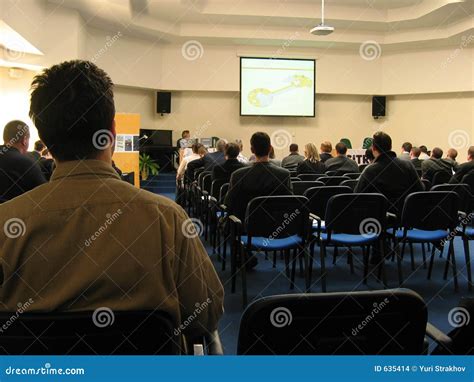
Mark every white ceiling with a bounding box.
[49,0,474,50]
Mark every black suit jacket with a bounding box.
[421,158,452,182]
[203,151,225,171]
[411,158,423,171]
[355,151,423,215]
[212,159,246,182]
[0,146,46,201]
[319,152,333,163]
[225,162,292,221]
[450,160,474,184]
[296,160,326,175]
[325,155,359,175]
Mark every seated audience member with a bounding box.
[419,145,430,160]
[325,142,359,175]
[297,143,326,175]
[319,141,333,162]
[28,140,45,161]
[450,146,474,184]
[421,147,452,182]
[0,120,46,201]
[442,148,460,173]
[203,139,226,170]
[235,139,248,163]
[281,143,304,171]
[212,142,246,182]
[185,145,207,182]
[399,142,412,161]
[365,148,375,164]
[269,147,281,167]
[0,60,223,337]
[177,130,191,163]
[225,132,292,222]
[355,131,423,215]
[410,147,423,170]
[39,148,55,181]
[177,142,203,179]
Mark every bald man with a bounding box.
[0,120,46,201]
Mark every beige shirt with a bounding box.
[0,160,224,336]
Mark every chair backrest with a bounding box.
[292,181,324,196]
[421,178,432,191]
[290,176,301,182]
[343,173,360,180]
[340,179,358,191]
[325,170,337,177]
[120,172,135,185]
[0,311,180,355]
[245,196,309,239]
[193,167,205,182]
[431,183,472,213]
[210,179,228,200]
[461,172,474,194]
[303,186,353,219]
[325,193,388,235]
[219,183,230,204]
[197,170,211,188]
[401,191,459,231]
[237,289,427,355]
[298,174,321,181]
[432,171,452,186]
[317,176,350,186]
[358,164,368,172]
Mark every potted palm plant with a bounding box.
[139,154,160,180]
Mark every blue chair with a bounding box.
[229,196,311,307]
[392,191,460,291]
[312,193,389,292]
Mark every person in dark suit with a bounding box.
[325,142,359,175]
[297,143,326,175]
[421,147,452,182]
[450,146,474,184]
[442,148,460,173]
[355,131,423,215]
[203,139,226,171]
[398,142,412,161]
[0,120,46,201]
[28,140,45,162]
[410,147,423,171]
[212,142,246,182]
[38,149,56,181]
[225,132,292,222]
[319,141,333,163]
[281,143,304,171]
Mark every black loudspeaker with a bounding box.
[156,92,171,114]
[372,96,386,118]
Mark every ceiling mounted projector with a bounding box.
[310,0,334,36]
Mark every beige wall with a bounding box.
[114,86,474,161]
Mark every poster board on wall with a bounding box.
[113,113,140,187]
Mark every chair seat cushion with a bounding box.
[459,226,474,237]
[393,228,449,242]
[319,232,378,245]
[240,234,303,250]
